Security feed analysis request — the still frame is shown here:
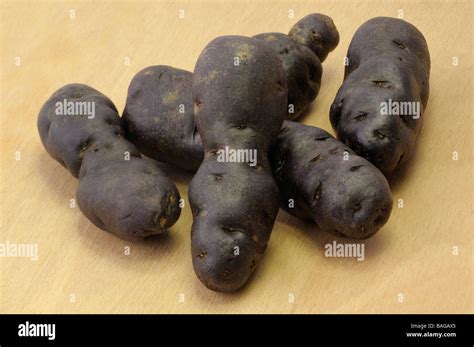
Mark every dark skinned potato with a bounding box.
[123,66,202,172]
[270,121,393,239]
[330,17,430,176]
[189,36,287,292]
[38,84,181,240]
[121,65,393,238]
[254,13,339,119]
[288,13,340,63]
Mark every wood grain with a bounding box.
[0,0,472,313]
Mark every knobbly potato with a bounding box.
[189,36,287,292]
[255,13,339,119]
[38,84,181,240]
[330,17,430,176]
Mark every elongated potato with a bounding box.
[189,36,287,292]
[38,84,181,240]
[330,17,430,176]
[270,121,392,239]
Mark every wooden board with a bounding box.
[1,0,472,313]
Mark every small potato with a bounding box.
[288,13,340,63]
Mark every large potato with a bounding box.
[189,36,287,292]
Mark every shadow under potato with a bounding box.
[37,150,77,198]
[153,160,194,186]
[385,123,425,192]
[75,220,179,274]
[277,210,390,263]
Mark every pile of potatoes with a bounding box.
[38,14,430,292]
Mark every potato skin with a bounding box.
[38,84,181,240]
[255,13,339,119]
[122,66,203,172]
[288,13,340,63]
[254,33,322,120]
[270,121,393,239]
[330,17,430,176]
[190,36,287,292]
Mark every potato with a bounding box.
[255,13,339,119]
[189,36,287,292]
[288,13,340,63]
[38,84,181,240]
[330,17,430,176]
[122,66,203,172]
[270,121,393,239]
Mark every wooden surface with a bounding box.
[1,0,472,314]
